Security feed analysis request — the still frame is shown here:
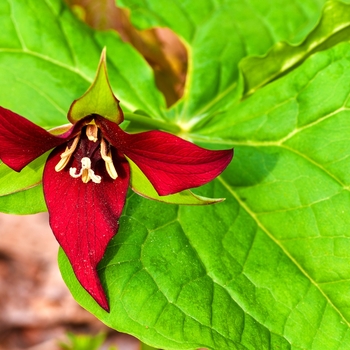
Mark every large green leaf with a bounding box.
[60,39,350,349]
[118,0,327,122]
[0,0,166,128]
[59,190,293,350]
[0,0,170,212]
[4,0,350,349]
[59,29,350,350]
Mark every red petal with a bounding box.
[43,145,130,311]
[0,107,68,171]
[97,118,233,195]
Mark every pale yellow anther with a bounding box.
[69,157,101,184]
[86,124,99,142]
[55,127,118,184]
[100,138,118,179]
[55,134,80,172]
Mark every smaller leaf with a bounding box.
[241,0,350,96]
[128,157,224,205]
[68,48,123,124]
[59,332,106,350]
[0,184,46,214]
[0,153,47,196]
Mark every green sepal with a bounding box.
[68,48,123,124]
[48,123,72,135]
[128,157,225,205]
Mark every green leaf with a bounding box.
[59,332,106,350]
[0,154,47,214]
[241,0,350,97]
[0,0,169,215]
[128,157,224,205]
[0,0,167,128]
[0,184,46,214]
[0,153,47,196]
[68,48,123,124]
[60,29,350,350]
[5,0,350,349]
[119,0,327,122]
[59,190,292,350]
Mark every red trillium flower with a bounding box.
[0,51,233,311]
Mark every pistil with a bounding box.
[69,157,101,184]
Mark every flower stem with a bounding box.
[124,112,181,134]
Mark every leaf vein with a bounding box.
[218,175,350,329]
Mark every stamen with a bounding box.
[55,134,80,172]
[86,124,99,142]
[100,138,118,179]
[69,157,101,184]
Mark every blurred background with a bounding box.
[0,212,140,349]
[0,0,188,349]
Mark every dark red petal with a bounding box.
[97,118,233,196]
[43,145,130,311]
[0,107,69,171]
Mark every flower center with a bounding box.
[69,157,101,184]
[55,123,118,183]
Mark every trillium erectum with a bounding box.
[0,50,233,311]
